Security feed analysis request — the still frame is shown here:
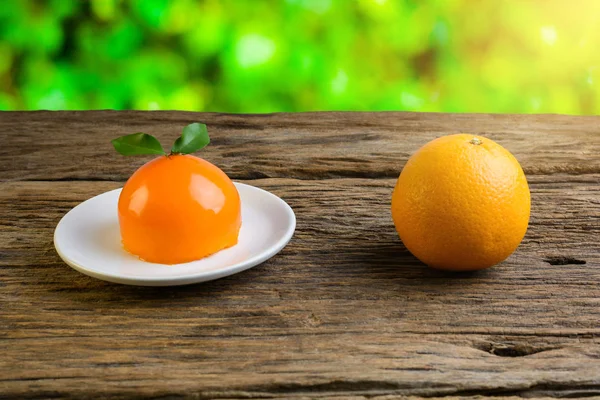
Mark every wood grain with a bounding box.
[0,111,598,181]
[0,111,599,399]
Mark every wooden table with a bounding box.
[1,111,599,399]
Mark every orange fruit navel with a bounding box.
[391,134,530,271]
[118,154,241,264]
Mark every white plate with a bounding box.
[54,183,295,286]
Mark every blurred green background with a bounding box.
[0,0,599,114]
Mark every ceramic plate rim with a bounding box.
[54,182,296,286]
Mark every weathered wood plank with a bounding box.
[2,338,600,398]
[1,111,599,398]
[0,111,599,181]
[1,177,599,398]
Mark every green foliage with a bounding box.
[171,123,210,154]
[112,133,166,156]
[0,0,599,114]
[112,123,209,156]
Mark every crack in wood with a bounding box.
[544,256,587,266]
[471,341,559,357]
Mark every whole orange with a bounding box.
[118,154,241,265]
[391,134,530,271]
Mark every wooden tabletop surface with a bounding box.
[1,111,599,399]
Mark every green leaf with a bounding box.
[111,132,165,156]
[170,122,210,154]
